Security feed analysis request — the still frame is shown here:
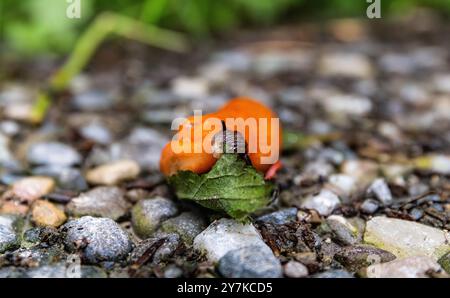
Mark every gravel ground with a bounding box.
[0,15,449,278]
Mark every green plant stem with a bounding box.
[50,11,189,91]
[30,11,190,123]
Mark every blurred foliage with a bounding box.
[1,0,450,56]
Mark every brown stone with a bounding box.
[0,200,29,215]
[31,200,67,227]
[10,176,55,203]
[86,160,140,186]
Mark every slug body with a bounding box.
[160,97,282,178]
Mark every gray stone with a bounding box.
[32,166,88,191]
[327,174,357,197]
[379,53,414,75]
[131,197,178,238]
[0,267,27,278]
[311,269,353,278]
[256,208,298,225]
[0,84,32,106]
[63,216,132,263]
[159,212,207,245]
[26,262,106,278]
[400,83,429,105]
[301,189,341,216]
[278,87,306,106]
[367,178,393,205]
[164,264,184,278]
[301,160,334,180]
[360,199,379,214]
[213,51,252,72]
[171,76,209,99]
[0,133,14,167]
[72,90,114,111]
[252,49,313,76]
[364,216,450,260]
[0,214,22,253]
[26,263,67,278]
[433,73,450,93]
[79,121,112,144]
[193,218,271,263]
[14,246,66,265]
[283,261,309,278]
[321,95,373,117]
[67,186,129,220]
[334,245,396,272]
[218,245,282,278]
[409,208,424,220]
[341,159,379,187]
[141,109,187,125]
[366,256,443,278]
[87,127,168,171]
[79,265,108,278]
[28,142,81,166]
[326,215,362,246]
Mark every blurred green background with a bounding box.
[1,0,450,57]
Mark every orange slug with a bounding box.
[160,97,282,178]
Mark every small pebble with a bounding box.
[334,244,396,272]
[32,166,88,191]
[193,218,271,263]
[72,90,114,111]
[63,216,132,263]
[159,212,207,245]
[67,186,129,220]
[164,265,184,278]
[301,189,341,216]
[131,197,178,239]
[341,159,379,187]
[322,94,373,117]
[28,142,81,167]
[360,199,379,214]
[409,208,424,220]
[218,245,282,278]
[130,233,181,265]
[366,256,443,278]
[86,160,140,186]
[283,261,309,278]
[10,176,55,203]
[364,216,450,260]
[326,215,362,246]
[367,178,393,205]
[172,76,209,99]
[79,121,112,144]
[312,269,354,278]
[319,52,373,79]
[0,121,20,136]
[31,200,67,228]
[327,174,357,197]
[256,208,298,225]
[0,214,22,253]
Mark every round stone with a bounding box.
[131,197,178,239]
[218,245,282,278]
[63,216,132,263]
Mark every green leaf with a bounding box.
[168,154,273,220]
